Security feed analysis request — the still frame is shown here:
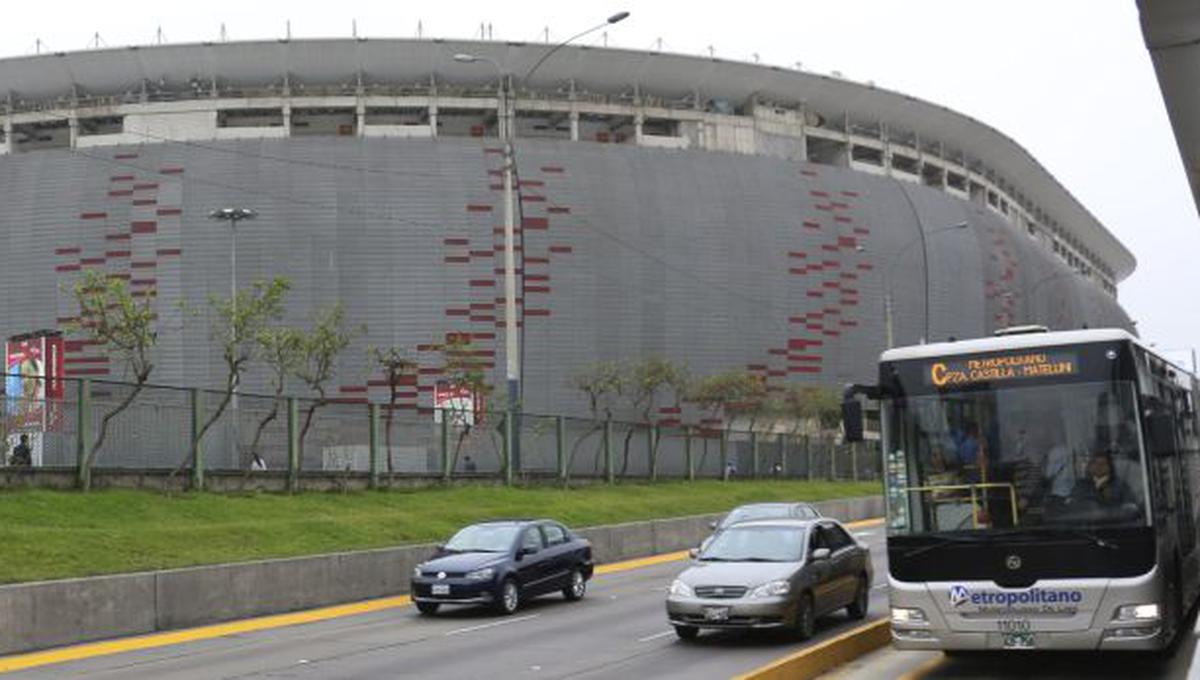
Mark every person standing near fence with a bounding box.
[10,434,31,467]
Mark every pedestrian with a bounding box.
[464,455,478,473]
[250,452,268,471]
[723,461,737,481]
[772,462,783,477]
[10,434,32,467]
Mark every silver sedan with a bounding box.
[666,518,872,641]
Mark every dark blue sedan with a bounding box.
[411,519,594,616]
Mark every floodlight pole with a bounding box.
[208,207,256,466]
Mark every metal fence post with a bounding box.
[604,416,614,484]
[685,426,694,481]
[650,425,660,482]
[440,410,451,481]
[556,416,566,481]
[751,431,760,479]
[806,435,814,481]
[503,411,513,486]
[76,379,91,490]
[287,397,300,492]
[189,388,204,492]
[778,433,786,478]
[830,440,837,481]
[368,404,380,490]
[720,428,728,480]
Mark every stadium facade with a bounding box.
[0,39,1136,417]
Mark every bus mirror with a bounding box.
[842,399,864,443]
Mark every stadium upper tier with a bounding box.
[0,38,1132,291]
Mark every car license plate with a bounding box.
[431,584,450,596]
[1002,632,1035,649]
[702,607,730,622]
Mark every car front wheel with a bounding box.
[674,625,699,641]
[563,568,587,601]
[795,593,816,640]
[847,575,868,620]
[494,578,520,616]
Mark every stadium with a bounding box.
[0,38,1135,420]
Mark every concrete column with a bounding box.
[569,110,579,141]
[429,102,438,138]
[1,118,10,155]
[356,101,366,138]
[68,114,79,149]
[282,101,293,137]
[634,112,644,145]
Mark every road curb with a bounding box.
[733,618,891,680]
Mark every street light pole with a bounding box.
[878,222,969,348]
[209,207,256,466]
[452,11,629,475]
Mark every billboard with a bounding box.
[433,382,483,426]
[5,331,65,465]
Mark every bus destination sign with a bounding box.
[928,351,1078,388]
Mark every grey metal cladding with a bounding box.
[0,136,1131,416]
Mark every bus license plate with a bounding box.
[431,584,450,596]
[1002,632,1035,649]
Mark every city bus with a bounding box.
[842,327,1200,651]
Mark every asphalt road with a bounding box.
[3,527,887,680]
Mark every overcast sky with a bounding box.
[1,1,1194,362]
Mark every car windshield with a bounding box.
[444,524,521,552]
[721,506,795,528]
[700,525,805,562]
[884,380,1148,536]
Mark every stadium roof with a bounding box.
[0,38,1136,279]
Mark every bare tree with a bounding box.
[178,278,290,476]
[247,324,305,467]
[686,370,766,472]
[567,361,625,477]
[371,345,418,474]
[439,335,493,474]
[69,270,157,490]
[295,305,363,460]
[620,358,688,477]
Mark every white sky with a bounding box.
[1,1,1194,353]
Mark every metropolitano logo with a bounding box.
[949,584,970,608]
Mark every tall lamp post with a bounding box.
[208,207,256,465]
[452,11,629,474]
[878,221,969,348]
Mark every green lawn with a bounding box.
[0,480,879,584]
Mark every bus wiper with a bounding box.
[901,534,992,559]
[993,527,1119,551]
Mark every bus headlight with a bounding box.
[891,607,928,625]
[1112,603,1160,622]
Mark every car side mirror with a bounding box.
[519,546,538,558]
[688,548,699,560]
[810,548,831,561]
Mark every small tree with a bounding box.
[371,345,419,474]
[295,305,363,459]
[179,277,290,476]
[686,370,766,472]
[567,361,626,476]
[439,336,494,474]
[246,324,305,466]
[620,358,688,476]
[69,270,157,489]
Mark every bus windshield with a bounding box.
[883,380,1148,535]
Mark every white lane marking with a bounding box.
[872,584,888,590]
[637,630,676,643]
[443,614,539,636]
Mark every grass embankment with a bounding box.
[0,480,878,584]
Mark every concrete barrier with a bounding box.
[0,495,882,655]
[733,619,891,680]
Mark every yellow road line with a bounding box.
[0,515,886,675]
[897,653,946,680]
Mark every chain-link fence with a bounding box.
[0,375,880,487]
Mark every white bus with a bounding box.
[843,327,1200,651]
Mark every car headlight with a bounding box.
[669,580,694,597]
[412,566,423,579]
[466,567,495,581]
[891,607,928,625]
[748,580,790,598]
[1113,603,1160,622]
